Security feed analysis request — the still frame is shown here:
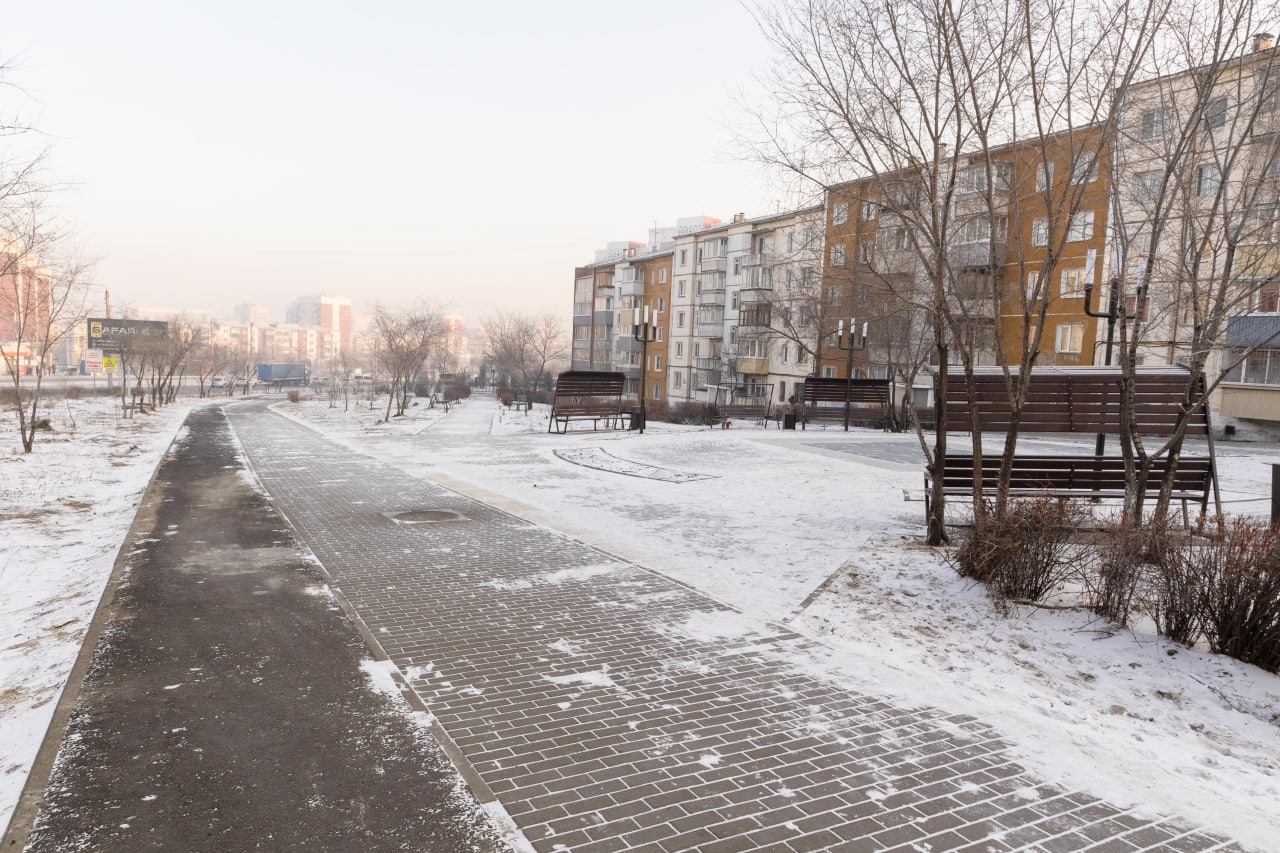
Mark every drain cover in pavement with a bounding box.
[389,509,466,524]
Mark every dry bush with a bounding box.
[1189,518,1280,672]
[1090,517,1179,629]
[663,401,716,426]
[287,389,301,404]
[953,498,1090,613]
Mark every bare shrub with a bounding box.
[1090,522,1146,628]
[287,389,301,404]
[1193,518,1280,673]
[953,498,1089,613]
[1139,519,1203,647]
[664,401,716,426]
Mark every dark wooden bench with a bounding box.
[931,366,1217,522]
[548,371,631,434]
[714,401,772,427]
[799,377,891,431]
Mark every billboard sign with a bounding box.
[87,318,169,353]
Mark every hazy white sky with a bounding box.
[5,1,792,325]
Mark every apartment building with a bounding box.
[1111,34,1280,426]
[286,294,353,355]
[665,208,823,407]
[823,127,1113,414]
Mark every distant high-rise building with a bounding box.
[232,302,271,325]
[286,294,353,354]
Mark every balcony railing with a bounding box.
[699,256,728,273]
[742,268,773,290]
[573,302,592,317]
[742,253,765,267]
[616,268,645,283]
[617,280,643,298]
[737,357,770,375]
[696,357,722,372]
[949,240,1008,269]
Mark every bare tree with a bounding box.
[482,311,569,409]
[750,0,1169,541]
[0,202,93,451]
[373,301,447,421]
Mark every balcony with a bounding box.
[696,309,725,337]
[742,253,765,267]
[573,302,592,317]
[616,267,645,283]
[737,357,770,375]
[617,279,643,298]
[742,268,773,290]
[739,304,771,329]
[949,240,1008,270]
[613,336,643,353]
[696,357,722,372]
[699,256,728,273]
[615,364,641,379]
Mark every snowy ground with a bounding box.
[4,390,1280,850]
[0,396,191,834]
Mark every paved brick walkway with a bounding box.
[227,403,1238,853]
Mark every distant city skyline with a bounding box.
[5,1,799,325]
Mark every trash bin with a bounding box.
[630,407,645,431]
[782,410,797,430]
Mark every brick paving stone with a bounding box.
[226,404,1246,853]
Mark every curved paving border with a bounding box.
[553,448,717,483]
[228,403,1239,853]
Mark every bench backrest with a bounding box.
[801,377,891,405]
[940,367,1208,436]
[552,370,626,399]
[939,454,1212,493]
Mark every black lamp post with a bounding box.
[1084,272,1147,455]
[836,317,868,432]
[633,305,658,434]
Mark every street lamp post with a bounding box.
[633,305,658,434]
[836,317,868,432]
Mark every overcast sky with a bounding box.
[4,1,797,326]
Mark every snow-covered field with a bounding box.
[0,395,191,833]
[4,390,1280,850]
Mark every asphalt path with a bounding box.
[8,402,507,852]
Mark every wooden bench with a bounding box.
[799,377,891,431]
[926,454,1213,522]
[932,366,1217,522]
[714,401,772,427]
[548,370,631,434]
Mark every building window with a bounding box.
[1060,267,1087,297]
[1026,270,1040,298]
[1196,164,1221,196]
[861,200,877,221]
[678,280,686,297]
[832,202,849,225]
[657,297,665,312]
[677,311,686,328]
[779,380,787,400]
[675,341,683,357]
[1205,96,1228,130]
[1035,163,1053,192]
[823,365,836,378]
[1135,170,1163,204]
[798,348,808,364]
[1182,294,1208,325]
[1247,203,1280,243]
[654,355,663,371]
[1066,211,1095,242]
[1140,107,1168,140]
[859,239,874,264]
[1124,293,1151,320]
[693,342,700,358]
[733,256,741,275]
[659,269,668,284]
[674,372,683,388]
[831,243,846,266]
[1056,323,1084,353]
[656,327,663,342]
[1070,155,1097,185]
[1032,218,1049,247]
[781,344,789,363]
[679,249,687,266]
[653,384,661,400]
